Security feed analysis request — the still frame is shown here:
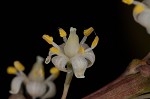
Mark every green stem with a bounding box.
[61,64,73,99]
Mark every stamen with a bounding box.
[50,67,60,78]
[78,46,85,54]
[42,34,53,44]
[50,47,60,54]
[59,28,67,37]
[80,36,87,45]
[133,4,144,14]
[59,28,68,42]
[51,42,61,50]
[83,27,94,37]
[7,66,17,74]
[91,36,99,48]
[85,36,99,52]
[14,61,25,71]
[80,27,94,44]
[122,0,134,5]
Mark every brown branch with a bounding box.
[82,52,150,99]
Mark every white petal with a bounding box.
[64,27,80,58]
[9,76,24,94]
[81,43,95,67]
[83,51,95,68]
[52,56,68,72]
[41,81,56,99]
[26,81,46,98]
[133,7,150,34]
[137,9,150,26]
[71,55,88,78]
[143,0,150,7]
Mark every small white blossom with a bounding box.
[7,56,60,99]
[122,0,150,34]
[43,27,99,78]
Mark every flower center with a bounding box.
[64,27,80,58]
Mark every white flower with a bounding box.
[122,0,150,34]
[42,27,99,78]
[7,56,60,99]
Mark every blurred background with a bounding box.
[1,0,150,99]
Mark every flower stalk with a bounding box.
[61,63,73,99]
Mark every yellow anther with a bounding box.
[50,67,60,78]
[78,46,85,54]
[50,47,60,54]
[122,0,133,5]
[14,61,25,71]
[91,36,99,48]
[59,28,67,37]
[84,27,94,37]
[7,66,17,74]
[42,34,53,44]
[133,4,144,14]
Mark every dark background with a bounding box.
[1,0,150,99]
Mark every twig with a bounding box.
[82,52,150,99]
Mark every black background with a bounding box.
[1,0,150,99]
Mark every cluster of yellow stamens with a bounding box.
[7,61,25,75]
[42,27,99,54]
